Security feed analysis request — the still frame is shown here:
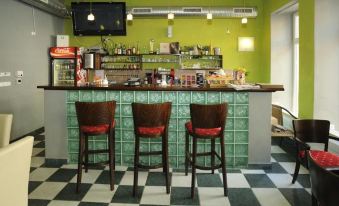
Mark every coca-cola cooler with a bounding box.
[50,47,87,86]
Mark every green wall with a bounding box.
[65,0,266,83]
[64,0,315,118]
[262,0,314,118]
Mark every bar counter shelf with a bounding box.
[38,84,283,169]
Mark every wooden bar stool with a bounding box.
[75,101,116,193]
[185,103,228,198]
[132,102,172,196]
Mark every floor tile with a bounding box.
[28,199,50,206]
[171,172,196,187]
[271,153,295,162]
[47,200,80,206]
[140,186,171,205]
[271,146,286,154]
[279,162,309,174]
[295,174,311,188]
[78,202,109,206]
[94,170,124,185]
[263,162,288,174]
[33,148,45,156]
[108,204,138,206]
[29,182,67,200]
[244,174,276,188]
[54,183,92,201]
[145,172,172,186]
[82,184,116,203]
[170,187,200,205]
[34,141,45,148]
[279,188,312,206]
[198,187,230,206]
[271,157,277,163]
[62,164,78,169]
[70,169,103,184]
[29,181,43,194]
[252,188,290,206]
[241,169,266,174]
[267,174,302,188]
[226,173,250,188]
[227,188,261,206]
[111,185,144,204]
[197,173,223,187]
[47,168,77,182]
[119,171,148,186]
[31,157,46,167]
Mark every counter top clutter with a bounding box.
[37,84,284,92]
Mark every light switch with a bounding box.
[16,71,23,77]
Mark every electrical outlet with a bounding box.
[16,78,22,84]
[0,72,4,77]
[4,72,11,77]
[16,71,23,77]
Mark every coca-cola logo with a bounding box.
[53,48,74,54]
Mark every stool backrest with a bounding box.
[308,151,339,206]
[132,102,172,128]
[75,101,116,126]
[190,103,228,130]
[293,119,330,145]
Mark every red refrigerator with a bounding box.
[50,47,87,86]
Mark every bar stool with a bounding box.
[132,102,172,196]
[185,103,228,198]
[75,101,116,193]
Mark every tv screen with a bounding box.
[71,2,126,36]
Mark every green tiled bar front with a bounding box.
[66,91,249,168]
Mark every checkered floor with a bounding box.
[28,131,312,206]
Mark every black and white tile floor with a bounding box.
[28,132,312,206]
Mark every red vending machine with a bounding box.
[50,47,87,86]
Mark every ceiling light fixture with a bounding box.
[168,12,174,20]
[207,12,213,20]
[241,0,247,24]
[127,13,133,21]
[87,3,95,21]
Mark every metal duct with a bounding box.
[128,6,258,18]
[18,0,69,18]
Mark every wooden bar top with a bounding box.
[37,84,284,92]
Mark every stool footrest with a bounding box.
[136,163,163,170]
[139,151,163,156]
[195,163,222,170]
[82,160,109,167]
[87,149,109,154]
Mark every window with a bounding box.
[292,12,299,116]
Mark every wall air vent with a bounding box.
[182,7,203,13]
[233,7,254,14]
[132,8,152,14]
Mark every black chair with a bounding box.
[307,150,339,206]
[75,101,116,193]
[292,119,339,184]
[132,102,172,196]
[185,103,228,198]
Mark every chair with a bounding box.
[271,104,296,146]
[75,101,116,192]
[0,114,13,148]
[0,136,34,206]
[185,103,228,198]
[307,150,339,206]
[132,102,172,196]
[292,119,339,184]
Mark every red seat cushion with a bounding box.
[185,121,222,136]
[137,126,165,136]
[309,150,339,168]
[81,120,115,134]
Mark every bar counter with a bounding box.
[38,84,283,168]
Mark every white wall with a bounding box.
[314,0,339,132]
[0,0,64,139]
[271,13,293,111]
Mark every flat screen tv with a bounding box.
[71,2,126,36]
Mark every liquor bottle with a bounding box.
[127,44,131,55]
[117,43,122,55]
[132,45,136,55]
[114,44,118,55]
[122,44,126,55]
